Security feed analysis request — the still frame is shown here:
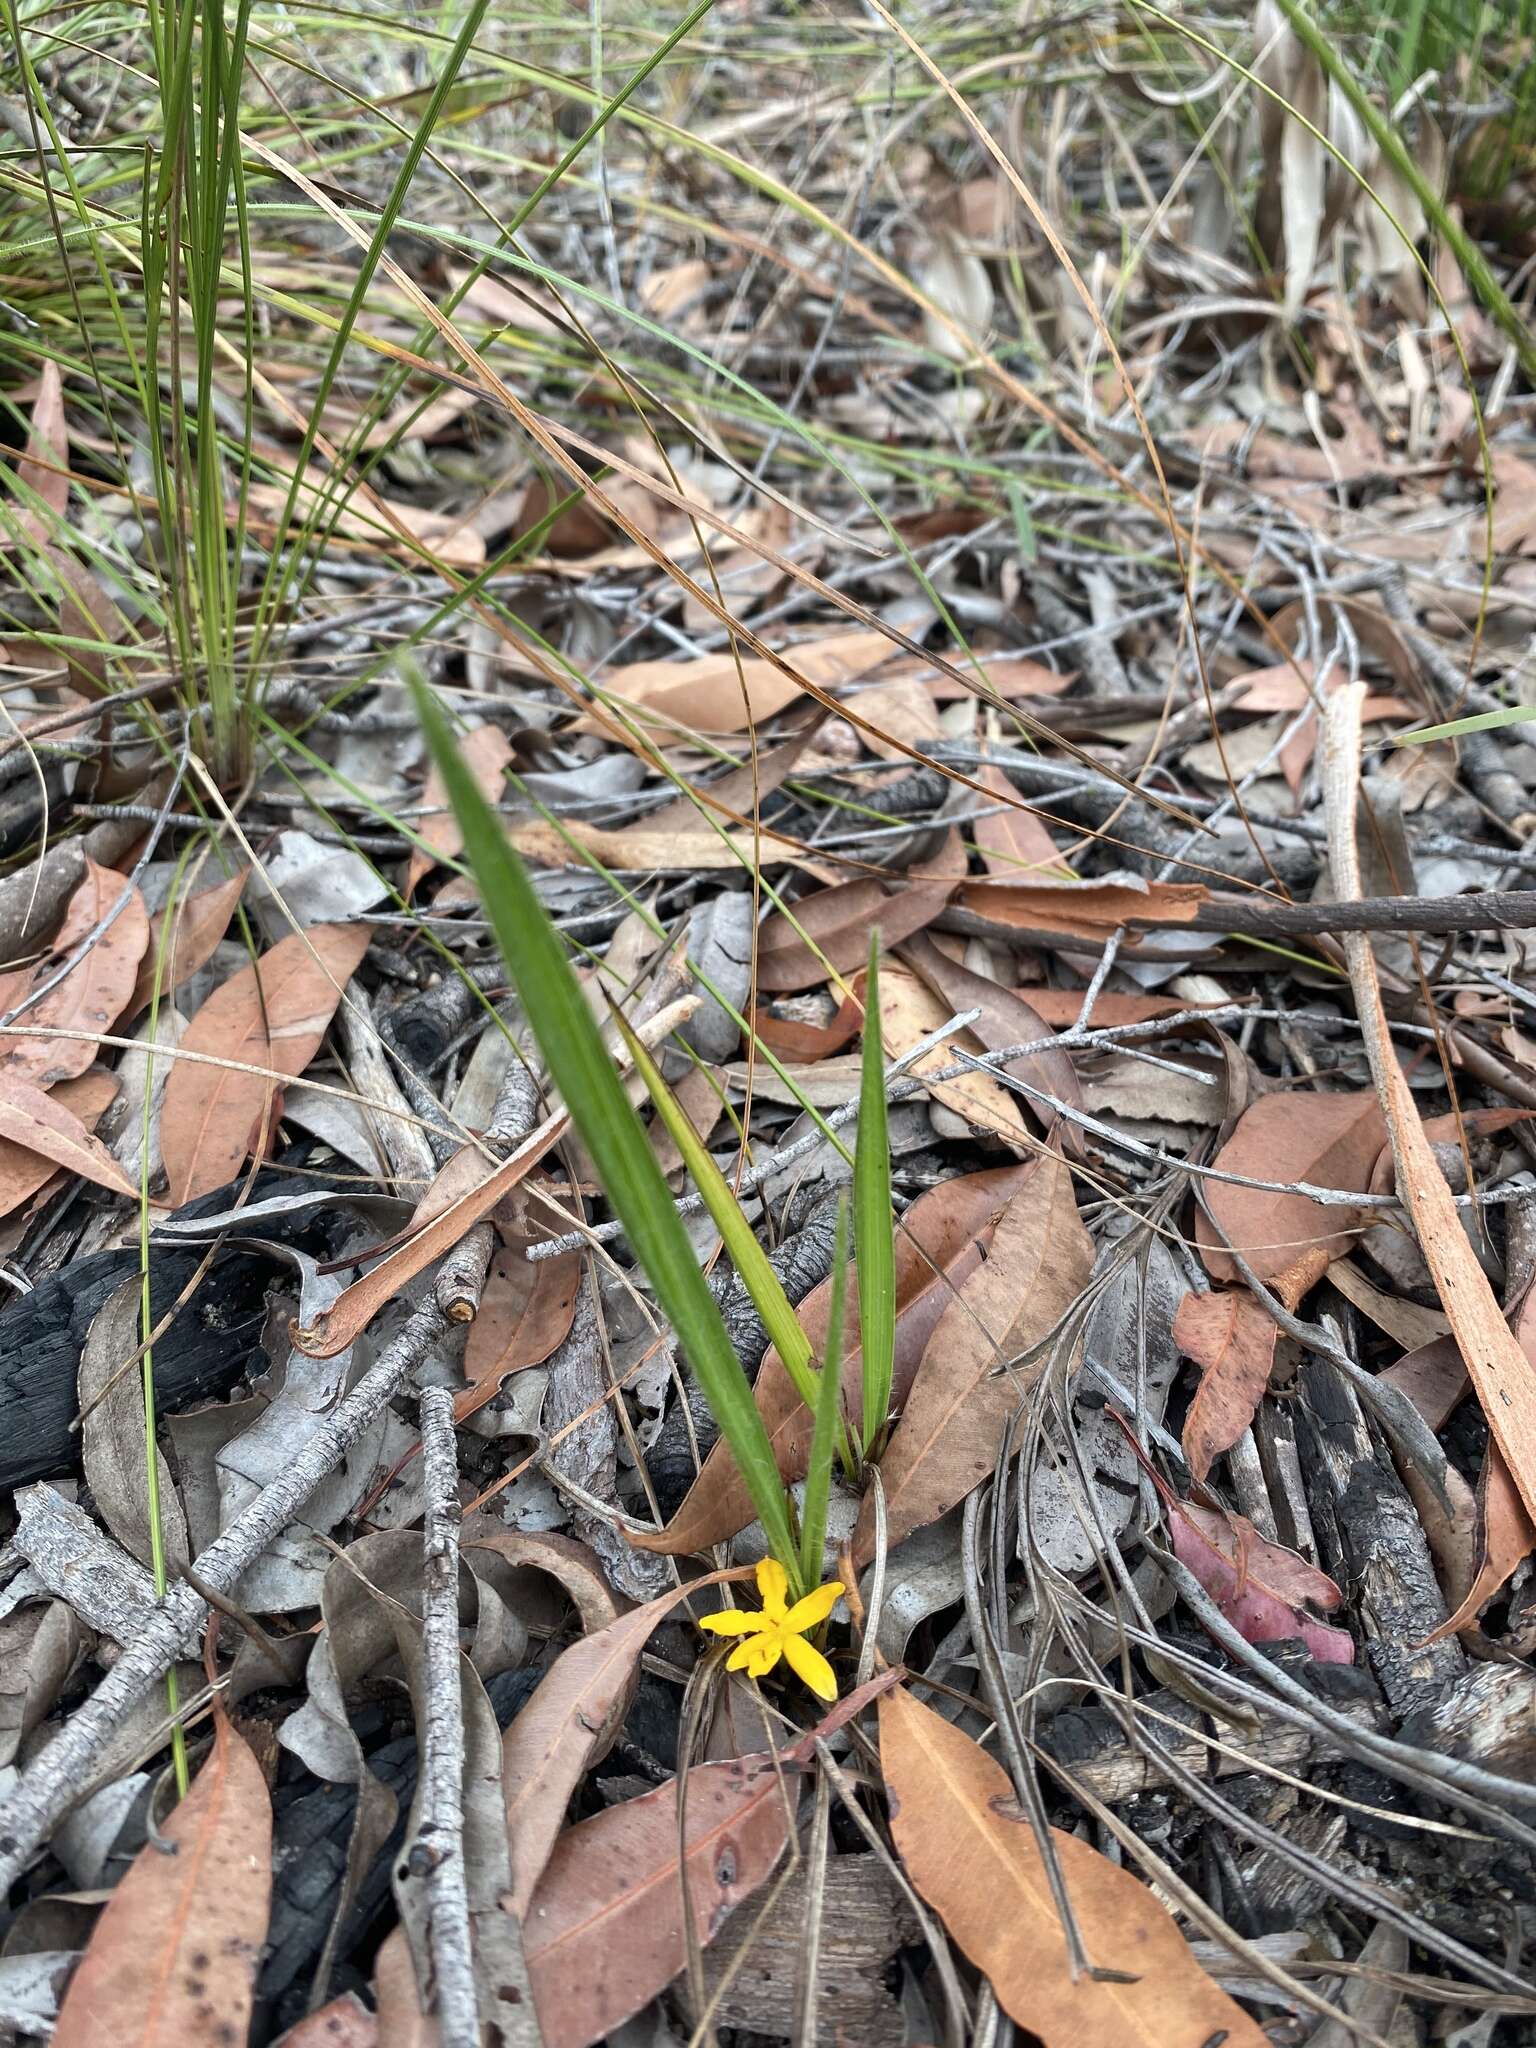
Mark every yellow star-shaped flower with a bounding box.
[698,1558,844,1699]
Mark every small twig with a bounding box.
[0,1260,489,1891]
[418,1375,478,2046]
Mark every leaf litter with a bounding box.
[1,14,1535,2048]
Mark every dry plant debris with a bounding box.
[1,1,1536,2042]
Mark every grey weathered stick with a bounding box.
[0,1282,476,1891]
[1179,888,1536,939]
[418,1376,478,2047]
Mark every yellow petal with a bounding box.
[755,1556,789,1618]
[783,1582,844,1633]
[748,1635,782,1679]
[782,1632,837,1700]
[725,1639,760,1672]
[698,1608,768,1638]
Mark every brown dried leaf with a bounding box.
[161,922,373,1207]
[1327,682,1536,1538]
[294,1109,568,1360]
[879,959,1030,1150]
[957,875,1207,936]
[458,1242,581,1421]
[522,1752,798,2048]
[1175,1253,1324,1481]
[0,1069,131,1213]
[631,1163,1041,1557]
[879,1686,1266,2048]
[502,814,828,878]
[17,361,68,516]
[755,880,949,993]
[0,859,149,1087]
[581,629,892,736]
[52,1710,272,2048]
[1024,989,1240,1028]
[242,479,485,569]
[970,762,1067,877]
[748,993,862,1062]
[901,929,1084,1135]
[856,1148,1092,1562]
[124,869,248,1025]
[1170,1502,1354,1663]
[405,723,513,894]
[501,1567,746,1917]
[1425,1444,1536,1640]
[1196,1088,1386,1284]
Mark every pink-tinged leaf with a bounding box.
[1171,1501,1353,1664]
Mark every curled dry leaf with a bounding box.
[1196,1087,1386,1284]
[1425,1444,1536,1641]
[161,922,374,1207]
[1326,684,1536,1541]
[878,1685,1266,2048]
[631,1161,1040,1556]
[521,1750,800,2048]
[901,929,1085,1138]
[294,1108,569,1360]
[124,868,248,1025]
[1171,1501,1354,1663]
[856,1147,1092,1563]
[749,992,862,1061]
[0,859,149,1087]
[0,1069,133,1212]
[52,1708,272,2048]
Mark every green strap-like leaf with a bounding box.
[855,932,895,1456]
[409,675,802,1592]
[801,1197,850,1593]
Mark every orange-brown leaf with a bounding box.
[161,922,373,1206]
[1175,1255,1323,1481]
[0,859,149,1087]
[630,1163,1039,1556]
[124,869,249,1025]
[1196,1089,1385,1284]
[405,723,513,894]
[957,875,1207,936]
[0,1070,134,1211]
[878,1686,1266,2048]
[458,1243,581,1421]
[856,1148,1092,1562]
[754,880,948,993]
[523,1753,797,2048]
[52,1714,271,2048]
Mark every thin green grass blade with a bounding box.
[618,1016,857,1476]
[855,933,895,1457]
[408,673,802,1590]
[616,1014,815,1396]
[800,1197,850,1594]
[1393,703,1536,746]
